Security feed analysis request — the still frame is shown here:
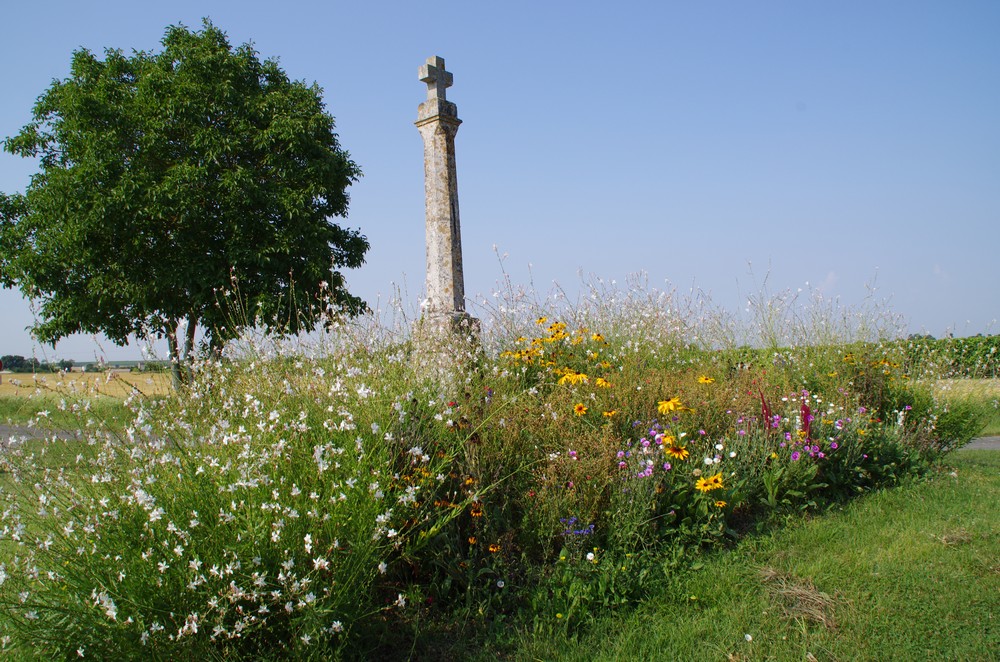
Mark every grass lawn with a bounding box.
[513,450,999,661]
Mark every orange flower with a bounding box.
[573,403,588,416]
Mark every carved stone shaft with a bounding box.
[416,56,465,317]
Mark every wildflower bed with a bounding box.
[0,304,988,659]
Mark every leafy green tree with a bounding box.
[0,20,367,387]
[0,355,42,372]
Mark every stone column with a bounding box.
[415,56,477,334]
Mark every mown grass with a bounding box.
[512,450,999,661]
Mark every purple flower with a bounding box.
[790,451,801,461]
[663,462,672,471]
[829,441,839,450]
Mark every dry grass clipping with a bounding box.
[930,528,973,546]
[759,567,839,629]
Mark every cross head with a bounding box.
[419,56,453,102]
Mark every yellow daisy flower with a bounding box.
[657,397,683,415]
[664,440,690,461]
[695,472,724,492]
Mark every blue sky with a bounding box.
[2,1,998,360]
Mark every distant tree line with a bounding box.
[1,355,75,372]
[1,355,170,373]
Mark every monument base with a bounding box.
[411,312,482,386]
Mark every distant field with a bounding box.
[0,371,172,398]
[933,377,1000,401]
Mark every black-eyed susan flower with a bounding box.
[602,409,618,418]
[488,543,501,553]
[697,375,715,384]
[695,472,724,492]
[657,397,683,415]
[663,438,690,461]
[594,377,612,388]
[573,403,588,416]
[558,370,588,386]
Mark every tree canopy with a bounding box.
[0,20,367,385]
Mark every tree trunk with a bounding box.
[166,316,198,390]
[167,320,183,391]
[184,315,197,383]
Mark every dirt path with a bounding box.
[961,436,1000,450]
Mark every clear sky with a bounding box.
[2,1,998,361]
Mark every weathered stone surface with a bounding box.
[413,55,480,376]
[416,56,467,318]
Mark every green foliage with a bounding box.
[0,304,990,657]
[902,335,1000,378]
[0,20,366,385]
[0,355,41,373]
[518,451,1000,661]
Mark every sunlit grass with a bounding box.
[514,450,1000,661]
[0,371,172,399]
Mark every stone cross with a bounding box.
[419,57,453,102]
[415,56,470,324]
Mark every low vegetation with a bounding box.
[0,280,993,659]
[514,451,999,661]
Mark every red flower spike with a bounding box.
[759,388,773,433]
